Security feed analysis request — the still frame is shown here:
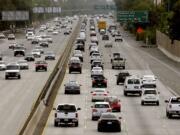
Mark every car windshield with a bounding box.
[36,61,46,64]
[6,65,19,70]
[18,61,26,64]
[106,97,118,103]
[93,67,101,70]
[144,90,157,95]
[95,104,109,108]
[142,84,156,88]
[57,105,76,112]
[128,79,140,84]
[171,98,180,104]
[101,114,116,119]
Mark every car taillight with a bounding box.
[104,93,107,96]
[92,93,96,96]
[55,113,57,117]
[76,113,78,118]
[92,80,96,83]
[92,108,97,112]
[103,80,107,83]
[107,108,112,112]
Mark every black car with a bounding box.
[44,51,55,60]
[116,71,130,85]
[39,41,48,47]
[64,81,81,94]
[102,34,109,40]
[98,113,121,132]
[91,61,104,70]
[69,59,82,74]
[24,54,35,61]
[92,75,107,88]
[14,49,25,56]
[75,43,85,52]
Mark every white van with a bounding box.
[79,32,86,41]
[124,76,142,96]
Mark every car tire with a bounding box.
[45,68,47,71]
[112,66,114,69]
[69,70,71,74]
[36,69,38,72]
[141,101,144,105]
[5,76,8,80]
[92,116,96,121]
[79,70,82,74]
[156,101,159,106]
[54,121,58,127]
[18,75,21,79]
[124,91,127,96]
[116,81,119,85]
[75,121,78,127]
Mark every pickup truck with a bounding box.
[112,57,126,69]
[54,104,81,127]
[165,96,180,118]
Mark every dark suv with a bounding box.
[102,34,109,40]
[69,61,82,74]
[75,43,85,52]
[115,71,130,85]
[92,75,107,88]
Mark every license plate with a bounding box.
[134,86,139,89]
[64,119,68,122]
[107,122,112,124]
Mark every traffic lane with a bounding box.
[0,27,75,134]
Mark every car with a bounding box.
[52,30,59,35]
[64,30,70,35]
[91,88,109,102]
[8,34,15,40]
[73,53,83,62]
[104,96,121,112]
[110,52,121,63]
[35,45,44,54]
[141,88,160,105]
[24,54,35,61]
[91,102,112,120]
[0,33,6,39]
[64,81,81,94]
[0,53,3,61]
[26,32,34,40]
[0,61,6,70]
[124,76,142,96]
[141,75,157,86]
[165,96,180,118]
[75,38,85,46]
[69,57,82,74]
[9,42,17,49]
[17,60,29,70]
[90,53,102,64]
[115,34,123,42]
[39,41,49,47]
[89,43,98,50]
[90,26,95,31]
[5,63,21,79]
[53,104,81,127]
[90,31,96,37]
[104,41,113,48]
[31,36,40,44]
[35,60,47,72]
[91,60,104,70]
[14,49,25,57]
[75,43,85,52]
[91,67,103,77]
[91,36,99,45]
[31,49,41,58]
[111,57,126,69]
[42,35,53,43]
[92,75,107,88]
[97,113,121,132]
[102,34,109,40]
[99,29,106,35]
[116,71,130,85]
[44,51,55,60]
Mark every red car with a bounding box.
[104,96,121,112]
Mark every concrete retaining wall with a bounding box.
[156,30,180,62]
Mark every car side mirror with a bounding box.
[165,100,169,103]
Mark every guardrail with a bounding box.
[18,19,81,135]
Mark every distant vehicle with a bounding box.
[91,36,99,45]
[97,113,121,132]
[98,19,106,32]
[8,34,15,40]
[26,28,35,34]
[115,34,123,42]
[24,54,35,61]
[35,60,47,72]
[110,53,121,63]
[75,43,85,52]
[26,32,34,40]
[0,33,6,39]
[104,41,113,48]
[35,45,44,54]
[73,53,83,62]
[39,41,49,48]
[102,34,109,40]
[141,75,157,88]
[14,49,25,57]
[31,49,41,58]
[141,88,160,106]
[104,96,121,112]
[91,102,111,120]
[92,75,107,88]
[0,61,6,70]
[116,71,130,85]
[9,42,17,49]
[53,104,81,127]
[52,30,59,35]
[44,51,55,60]
[90,31,96,37]
[64,81,81,94]
[90,53,102,63]
[108,24,117,33]
[99,29,106,35]
[111,57,126,69]
[124,76,142,96]
[91,60,104,70]
[165,96,180,118]
[91,67,103,77]
[91,88,109,102]
[31,36,39,44]
[69,57,82,74]
[17,60,29,70]
[5,63,21,79]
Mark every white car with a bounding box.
[17,60,29,70]
[26,32,34,39]
[124,76,142,96]
[0,61,6,70]
[165,96,180,118]
[91,67,103,77]
[35,45,44,54]
[91,36,98,45]
[115,34,123,42]
[52,30,59,35]
[31,49,41,58]
[5,63,21,79]
[91,88,109,102]
[91,102,112,120]
[104,41,113,48]
[141,75,157,87]
[73,50,82,55]
[0,33,6,39]
[90,53,102,63]
[141,88,160,105]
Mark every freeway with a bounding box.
[0,18,78,135]
[43,17,180,135]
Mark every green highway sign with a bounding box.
[117,11,148,23]
[94,5,116,10]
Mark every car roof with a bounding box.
[94,102,109,105]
